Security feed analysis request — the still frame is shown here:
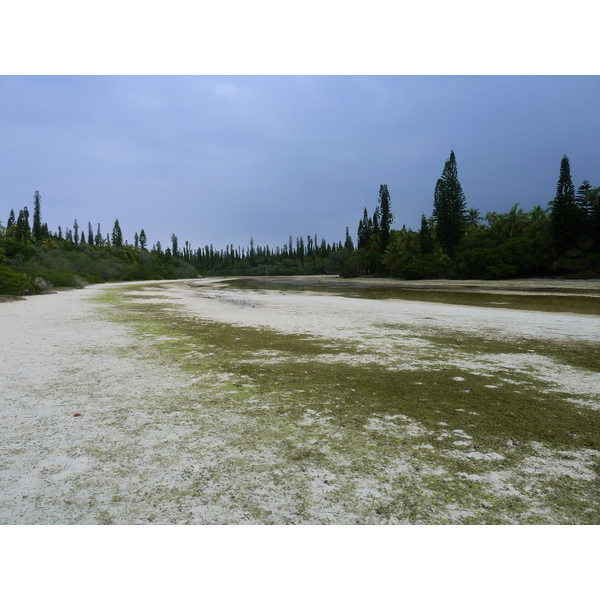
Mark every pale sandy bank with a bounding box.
[1,278,598,524]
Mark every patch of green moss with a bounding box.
[95,288,600,453]
[88,284,600,524]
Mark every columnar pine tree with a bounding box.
[6,209,16,233]
[432,150,467,258]
[357,208,373,249]
[372,206,381,238]
[112,219,123,247]
[15,207,31,243]
[550,155,581,255]
[377,184,394,251]
[32,191,42,240]
[345,226,354,250]
[73,219,79,244]
[87,222,94,245]
[139,229,147,251]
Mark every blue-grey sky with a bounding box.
[1,76,598,252]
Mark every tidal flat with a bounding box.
[1,276,599,524]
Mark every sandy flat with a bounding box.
[1,277,599,524]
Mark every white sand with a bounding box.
[1,277,599,524]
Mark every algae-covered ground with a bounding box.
[88,278,600,524]
[1,277,598,524]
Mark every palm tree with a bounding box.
[382,229,419,275]
[466,208,482,230]
[500,203,528,238]
[577,181,600,217]
[485,211,499,228]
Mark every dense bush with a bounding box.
[0,237,200,295]
[0,266,41,295]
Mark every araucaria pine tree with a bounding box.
[6,209,16,232]
[32,191,42,241]
[15,207,31,243]
[377,184,394,251]
[357,208,373,249]
[551,155,582,255]
[139,229,147,251]
[433,150,467,258]
[112,219,123,247]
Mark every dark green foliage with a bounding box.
[433,150,467,258]
[344,226,354,251]
[343,153,597,280]
[0,266,41,295]
[6,209,16,231]
[557,154,575,198]
[399,253,448,279]
[0,238,37,260]
[377,184,393,250]
[40,269,85,288]
[0,233,201,294]
[357,208,373,250]
[95,223,103,246]
[32,191,42,241]
[419,214,435,255]
[551,155,585,256]
[14,207,31,243]
[351,184,395,275]
[139,229,148,251]
[111,219,123,247]
[453,237,537,279]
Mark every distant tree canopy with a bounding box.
[2,151,598,296]
[341,151,598,280]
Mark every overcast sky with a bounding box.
[1,75,598,251]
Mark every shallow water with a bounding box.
[224,277,600,315]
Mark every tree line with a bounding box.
[0,192,351,294]
[342,152,599,280]
[1,151,598,295]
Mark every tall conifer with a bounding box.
[112,219,123,247]
[551,155,581,255]
[32,191,42,240]
[377,184,393,251]
[432,150,467,258]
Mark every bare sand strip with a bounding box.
[1,278,599,524]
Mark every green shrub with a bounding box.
[40,269,86,288]
[0,266,42,295]
[0,238,37,260]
